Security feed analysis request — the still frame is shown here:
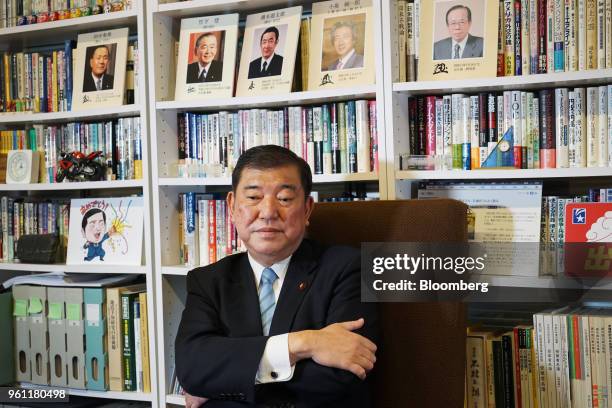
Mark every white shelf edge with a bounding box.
[0,104,141,124]
[0,262,147,273]
[0,9,138,38]
[156,0,302,16]
[156,85,377,112]
[158,172,379,187]
[162,266,192,276]
[393,69,612,94]
[19,383,152,401]
[0,179,144,191]
[396,167,612,180]
[166,394,186,406]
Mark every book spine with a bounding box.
[579,0,588,69]
[451,94,465,169]
[586,86,599,167]
[330,103,340,174]
[504,0,516,75]
[499,1,507,76]
[554,0,565,71]
[368,100,378,173]
[355,100,370,173]
[547,0,556,72]
[575,87,587,167]
[461,97,471,170]
[511,90,523,168]
[322,104,332,174]
[442,95,452,169]
[597,0,606,68]
[587,0,597,68]
[469,95,480,169]
[121,293,136,391]
[539,0,549,72]
[425,96,436,157]
[597,85,608,166]
[555,88,570,168]
[539,89,556,168]
[515,0,523,75]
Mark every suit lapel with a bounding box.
[227,255,264,335]
[269,240,319,336]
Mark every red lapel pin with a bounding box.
[298,282,307,291]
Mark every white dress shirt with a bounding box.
[452,36,469,59]
[197,61,212,79]
[249,253,296,383]
[336,48,356,69]
[91,73,105,90]
[260,53,276,72]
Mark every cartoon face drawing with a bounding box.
[81,208,110,261]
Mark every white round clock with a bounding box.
[6,150,35,184]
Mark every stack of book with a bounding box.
[466,306,612,408]
[0,196,69,262]
[177,100,379,177]
[0,0,134,29]
[405,85,612,169]
[178,192,244,267]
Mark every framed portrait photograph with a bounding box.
[418,0,498,81]
[66,196,144,266]
[236,6,302,97]
[175,14,239,101]
[308,0,375,91]
[72,28,128,111]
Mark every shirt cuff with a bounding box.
[255,334,295,383]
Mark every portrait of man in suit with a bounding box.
[325,20,365,71]
[248,26,284,79]
[186,32,224,83]
[433,4,484,60]
[175,145,378,408]
[82,44,115,92]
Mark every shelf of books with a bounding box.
[147,0,387,403]
[381,2,612,405]
[0,0,157,405]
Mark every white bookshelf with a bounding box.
[0,262,147,274]
[380,0,612,199]
[20,383,154,401]
[0,9,138,43]
[0,179,144,191]
[396,167,612,181]
[156,85,377,112]
[147,0,389,405]
[0,0,158,405]
[0,104,141,124]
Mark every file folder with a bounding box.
[47,287,67,386]
[13,285,31,382]
[84,288,108,391]
[28,285,49,385]
[64,287,86,389]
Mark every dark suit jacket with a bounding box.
[175,239,378,408]
[248,54,283,79]
[186,60,223,83]
[433,34,484,60]
[82,73,114,92]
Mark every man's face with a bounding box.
[90,47,109,77]
[195,35,217,65]
[83,212,106,244]
[333,26,355,59]
[227,165,314,266]
[260,31,278,59]
[446,8,471,42]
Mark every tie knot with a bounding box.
[261,267,278,285]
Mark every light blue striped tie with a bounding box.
[259,267,278,336]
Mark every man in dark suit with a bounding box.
[326,21,364,71]
[248,27,284,79]
[433,5,484,60]
[82,45,114,92]
[186,32,223,83]
[175,145,378,408]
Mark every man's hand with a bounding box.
[184,392,208,408]
[288,318,377,380]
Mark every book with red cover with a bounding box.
[564,202,612,278]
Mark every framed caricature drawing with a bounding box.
[418,0,498,81]
[236,6,302,97]
[66,196,144,265]
[308,0,375,90]
[72,28,129,110]
[175,14,239,100]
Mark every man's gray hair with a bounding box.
[330,21,358,44]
